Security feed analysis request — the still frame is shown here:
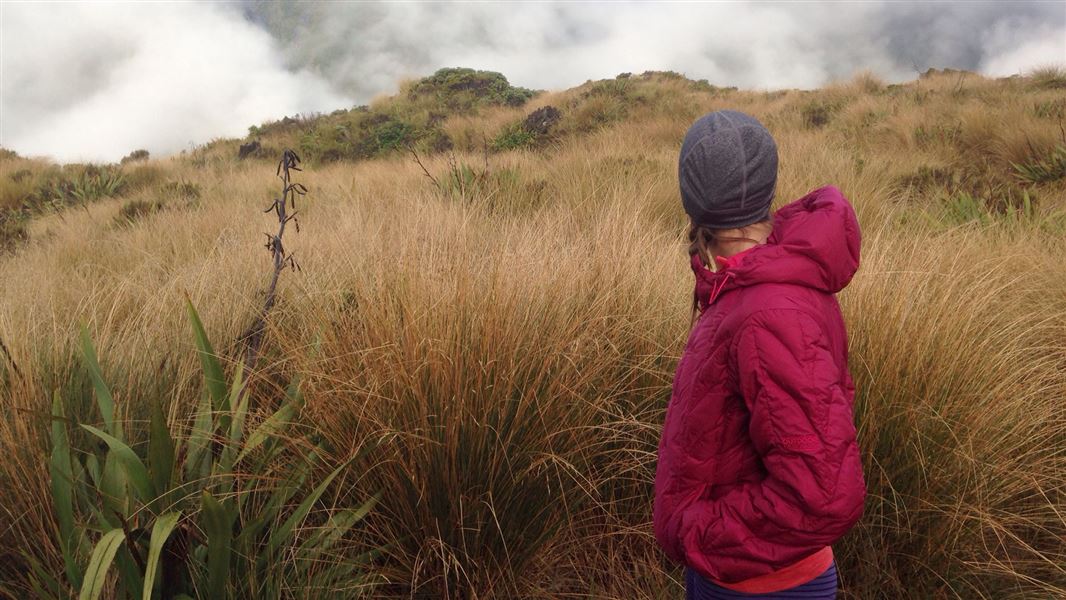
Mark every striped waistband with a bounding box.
[685,562,837,599]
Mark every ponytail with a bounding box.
[686,216,774,329]
[687,223,716,329]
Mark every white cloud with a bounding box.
[2,1,1063,163]
[1,3,348,163]
[980,24,1066,76]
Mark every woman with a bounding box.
[653,110,867,599]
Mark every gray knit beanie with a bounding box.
[678,110,778,229]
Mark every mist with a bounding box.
[2,1,1063,163]
[0,3,347,163]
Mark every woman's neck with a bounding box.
[714,227,770,258]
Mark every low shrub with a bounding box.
[492,123,536,151]
[406,67,538,112]
[247,114,320,139]
[640,69,686,81]
[690,78,737,95]
[238,140,262,159]
[525,105,562,135]
[492,106,564,152]
[301,112,428,163]
[372,119,416,153]
[119,149,150,164]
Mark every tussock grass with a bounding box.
[2,68,1065,598]
[1028,65,1066,90]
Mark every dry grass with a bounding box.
[1,69,1065,598]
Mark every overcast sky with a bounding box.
[2,1,1064,163]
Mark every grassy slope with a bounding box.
[1,68,1065,598]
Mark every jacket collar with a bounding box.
[691,186,861,312]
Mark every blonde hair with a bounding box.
[686,217,773,327]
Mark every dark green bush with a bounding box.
[407,67,537,111]
[691,79,737,94]
[301,112,425,163]
[248,114,319,139]
[492,106,563,152]
[492,124,536,151]
[372,119,415,153]
[119,149,150,165]
[523,106,562,136]
[640,70,686,81]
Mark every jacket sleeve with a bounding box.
[675,308,866,582]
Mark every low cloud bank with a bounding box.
[2,2,1063,163]
[244,2,1065,95]
[1,3,346,163]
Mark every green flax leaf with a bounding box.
[50,390,83,589]
[79,325,122,439]
[142,512,181,600]
[79,529,125,600]
[148,400,175,511]
[82,425,155,505]
[185,300,228,412]
[201,491,234,599]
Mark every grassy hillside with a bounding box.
[1,66,1065,599]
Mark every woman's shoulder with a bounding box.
[721,285,842,345]
[732,282,836,321]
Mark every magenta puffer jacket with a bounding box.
[653,185,867,583]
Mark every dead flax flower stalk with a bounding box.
[240,149,306,381]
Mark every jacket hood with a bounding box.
[693,186,860,310]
